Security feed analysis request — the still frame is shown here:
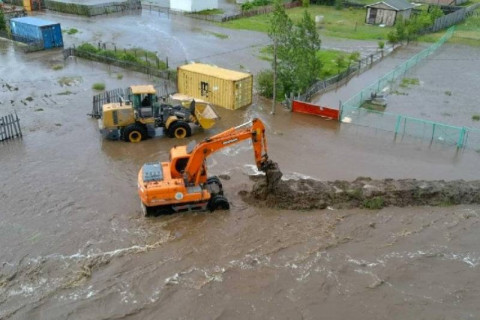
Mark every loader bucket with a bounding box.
[194,102,218,129]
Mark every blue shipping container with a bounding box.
[9,17,63,49]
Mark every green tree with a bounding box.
[268,0,293,112]
[267,2,322,103]
[293,10,322,92]
[0,8,7,32]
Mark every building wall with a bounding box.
[375,9,397,25]
[170,0,218,12]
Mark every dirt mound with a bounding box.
[242,168,480,210]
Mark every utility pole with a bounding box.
[272,40,277,115]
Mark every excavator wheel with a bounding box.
[207,176,223,196]
[208,195,230,212]
[168,121,192,139]
[124,124,147,143]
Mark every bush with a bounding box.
[256,69,275,98]
[472,115,480,121]
[92,83,105,91]
[77,43,98,54]
[378,40,385,50]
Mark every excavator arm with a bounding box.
[183,118,269,185]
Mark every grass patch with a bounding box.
[65,28,79,35]
[57,90,73,95]
[193,8,224,15]
[192,27,229,39]
[220,5,393,41]
[441,112,452,117]
[444,90,452,96]
[52,64,63,70]
[25,96,33,102]
[399,77,420,88]
[117,73,123,80]
[472,114,480,121]
[34,108,44,112]
[92,83,105,91]
[391,90,408,95]
[207,31,229,39]
[58,76,82,86]
[363,197,385,209]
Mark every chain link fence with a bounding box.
[339,27,480,150]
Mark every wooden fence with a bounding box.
[422,2,480,33]
[0,112,22,142]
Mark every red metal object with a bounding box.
[292,100,339,120]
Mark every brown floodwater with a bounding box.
[1,21,480,320]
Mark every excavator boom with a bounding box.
[183,118,269,185]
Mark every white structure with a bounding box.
[170,0,218,12]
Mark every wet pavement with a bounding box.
[1,11,480,320]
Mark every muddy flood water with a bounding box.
[1,21,480,320]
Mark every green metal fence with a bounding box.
[339,26,480,150]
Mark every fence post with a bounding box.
[457,127,466,148]
[394,115,402,138]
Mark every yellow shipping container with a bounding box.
[23,0,32,11]
[177,63,253,110]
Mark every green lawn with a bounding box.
[221,5,393,41]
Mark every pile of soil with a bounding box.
[242,163,480,210]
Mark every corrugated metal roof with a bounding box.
[10,17,59,27]
[178,63,251,81]
[367,0,413,10]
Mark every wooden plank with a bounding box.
[10,114,18,137]
[15,111,22,137]
[0,117,5,141]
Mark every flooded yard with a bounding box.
[1,11,479,320]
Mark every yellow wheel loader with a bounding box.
[97,85,218,142]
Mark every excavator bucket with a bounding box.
[194,102,218,129]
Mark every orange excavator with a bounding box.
[137,118,272,215]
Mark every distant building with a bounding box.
[365,0,414,26]
[170,0,218,12]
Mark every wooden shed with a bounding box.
[177,63,253,110]
[365,0,414,26]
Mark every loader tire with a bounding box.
[168,121,191,139]
[208,195,230,212]
[124,124,147,143]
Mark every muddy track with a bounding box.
[242,164,480,210]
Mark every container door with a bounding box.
[42,27,53,49]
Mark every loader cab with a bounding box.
[129,85,158,118]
